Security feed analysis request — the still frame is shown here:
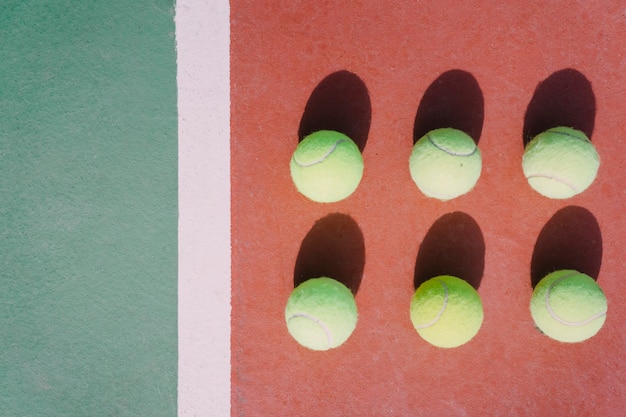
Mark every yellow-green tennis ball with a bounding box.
[409,128,482,201]
[530,270,607,343]
[285,277,358,351]
[290,130,363,203]
[410,275,483,348]
[522,126,600,199]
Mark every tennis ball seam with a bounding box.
[427,132,477,157]
[526,173,579,193]
[522,127,599,199]
[545,272,608,326]
[291,138,347,167]
[545,128,591,144]
[413,279,449,329]
[287,312,333,349]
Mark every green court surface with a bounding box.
[1,2,177,416]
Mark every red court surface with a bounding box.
[230,2,626,415]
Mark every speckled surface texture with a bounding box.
[231,1,626,415]
[1,1,177,415]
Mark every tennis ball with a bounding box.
[409,128,482,201]
[530,269,607,343]
[290,130,363,203]
[285,277,358,351]
[410,275,483,348]
[522,126,600,199]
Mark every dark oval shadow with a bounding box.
[530,206,602,288]
[298,70,371,152]
[414,212,485,290]
[294,213,365,294]
[523,68,596,146]
[413,69,484,145]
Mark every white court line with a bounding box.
[177,0,230,415]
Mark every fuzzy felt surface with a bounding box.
[530,270,607,343]
[523,127,600,199]
[290,130,364,203]
[285,277,358,351]
[410,128,482,200]
[410,275,484,348]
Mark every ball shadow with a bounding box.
[298,70,371,152]
[294,213,365,294]
[413,69,484,145]
[530,206,602,288]
[414,212,485,290]
[523,68,596,146]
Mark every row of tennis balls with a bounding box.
[290,127,600,202]
[285,270,608,351]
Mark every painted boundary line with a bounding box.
[177,0,231,415]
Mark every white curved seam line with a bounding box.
[548,130,590,144]
[526,173,579,193]
[288,312,333,348]
[292,139,346,167]
[415,279,449,329]
[545,273,607,326]
[427,133,477,157]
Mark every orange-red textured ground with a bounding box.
[231,2,626,415]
